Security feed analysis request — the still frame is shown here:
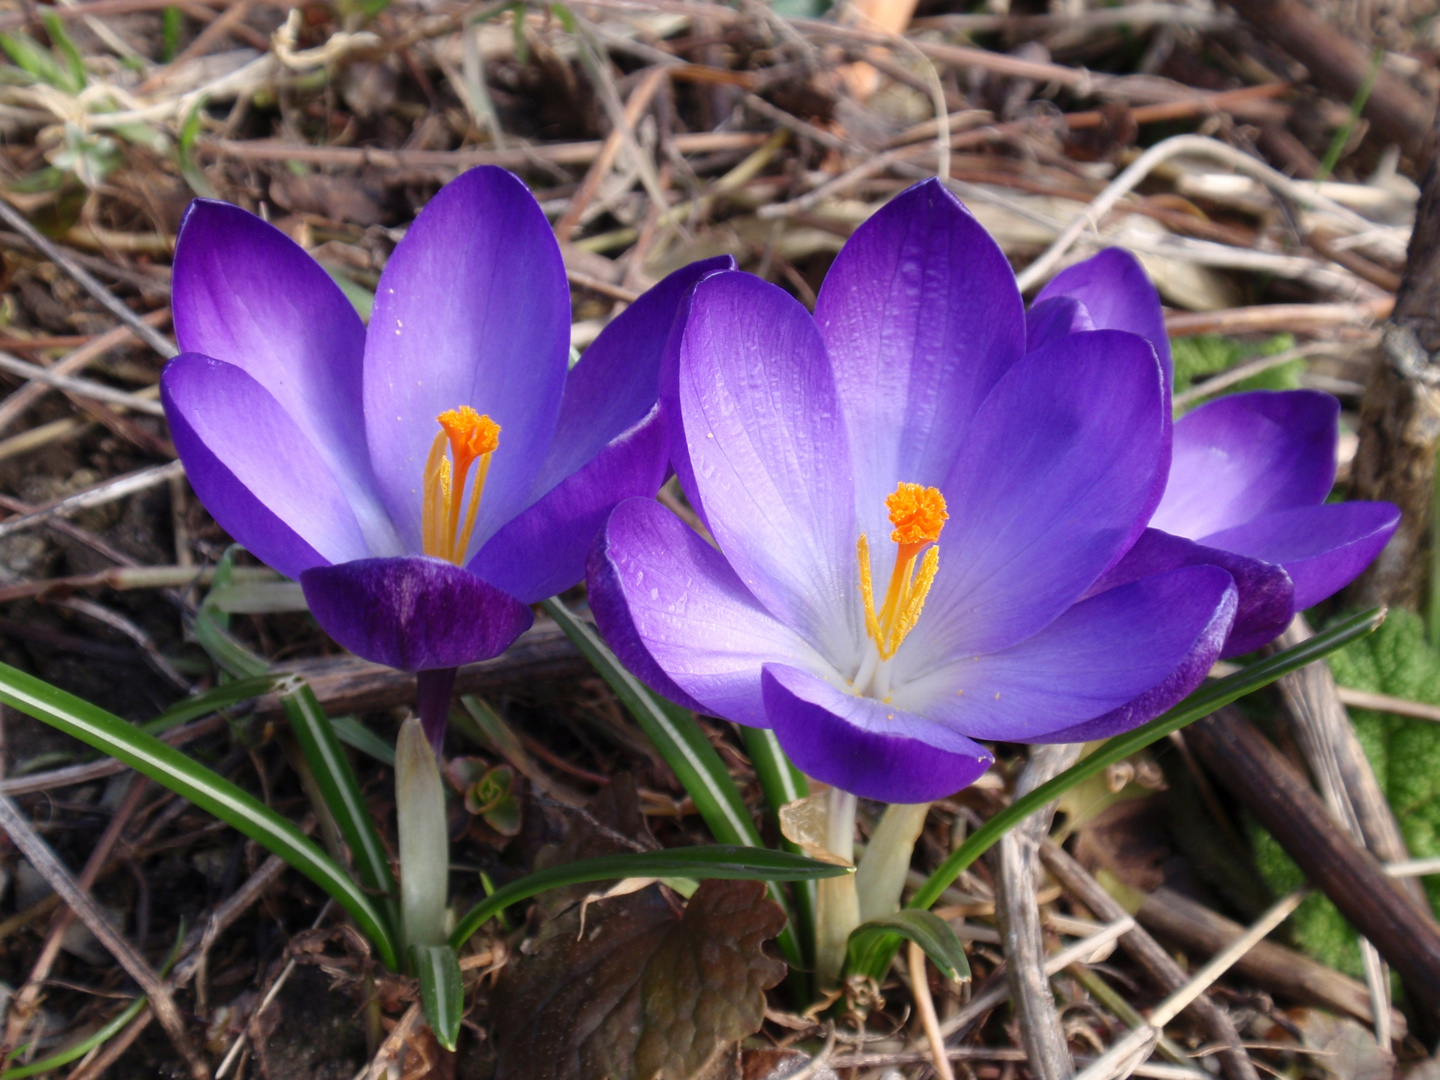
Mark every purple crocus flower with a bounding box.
[1033,250,1400,656]
[161,165,731,748]
[587,180,1240,803]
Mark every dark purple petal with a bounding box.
[587,497,830,727]
[471,405,670,603]
[539,255,734,496]
[1154,390,1339,539]
[679,271,863,670]
[1200,501,1401,611]
[162,354,369,579]
[1033,248,1171,379]
[892,329,1167,679]
[815,178,1026,546]
[762,664,994,802]
[1025,295,1094,352]
[1012,570,1237,744]
[171,200,399,555]
[1089,528,1295,658]
[893,565,1236,742]
[364,167,570,558]
[300,555,533,671]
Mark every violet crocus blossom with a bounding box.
[161,165,732,749]
[587,180,1240,803]
[1032,249,1399,656]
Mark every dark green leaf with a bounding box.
[411,943,463,1052]
[282,682,398,926]
[141,673,287,735]
[451,845,850,949]
[847,911,969,982]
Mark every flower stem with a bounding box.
[416,667,458,756]
[855,802,930,922]
[816,787,859,985]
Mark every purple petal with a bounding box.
[1025,295,1094,352]
[1090,528,1295,658]
[1014,571,1237,744]
[893,565,1236,742]
[363,167,570,558]
[539,255,734,496]
[300,555,533,671]
[1200,501,1400,611]
[586,497,829,727]
[1033,248,1171,379]
[815,178,1025,546]
[171,201,399,556]
[892,329,1167,679]
[678,271,863,671]
[162,354,369,579]
[471,405,670,603]
[762,664,994,802]
[1154,390,1339,539]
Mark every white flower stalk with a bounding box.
[855,802,930,922]
[781,786,859,985]
[396,715,448,950]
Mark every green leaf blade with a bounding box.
[848,910,969,982]
[540,598,809,972]
[0,659,400,970]
[411,943,464,1051]
[282,682,399,929]
[451,845,851,949]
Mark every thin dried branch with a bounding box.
[0,794,209,1080]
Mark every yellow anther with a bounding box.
[421,406,500,564]
[857,534,882,647]
[886,482,947,547]
[857,483,947,663]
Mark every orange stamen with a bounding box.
[857,483,947,662]
[421,407,501,563]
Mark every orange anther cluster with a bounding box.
[437,406,500,461]
[856,482,949,670]
[886,483,948,547]
[422,406,500,565]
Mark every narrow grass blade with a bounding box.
[142,673,288,735]
[192,602,269,679]
[331,715,395,765]
[0,660,400,970]
[283,682,398,926]
[741,725,816,968]
[411,944,463,1051]
[852,606,1385,980]
[541,598,760,846]
[847,911,969,982]
[451,845,851,948]
[540,598,807,969]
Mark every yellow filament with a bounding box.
[887,545,940,656]
[857,483,947,662]
[420,408,500,564]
